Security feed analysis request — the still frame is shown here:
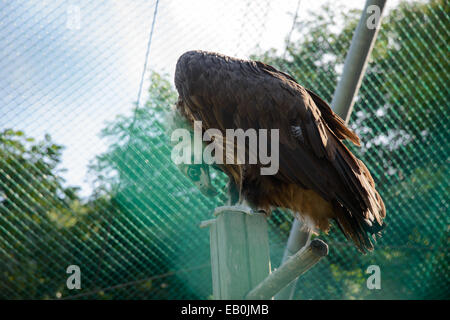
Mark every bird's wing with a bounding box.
[256,61,386,251]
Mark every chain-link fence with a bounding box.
[0,0,448,299]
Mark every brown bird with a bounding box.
[173,50,386,253]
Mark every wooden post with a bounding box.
[206,209,270,299]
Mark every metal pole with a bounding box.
[275,0,386,300]
[331,0,387,122]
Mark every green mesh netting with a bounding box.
[0,0,448,299]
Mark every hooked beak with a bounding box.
[199,184,219,197]
[197,166,219,197]
[180,164,219,197]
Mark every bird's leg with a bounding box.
[237,165,246,204]
[214,165,256,216]
[227,179,240,206]
[239,165,271,217]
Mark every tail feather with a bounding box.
[305,89,386,252]
[333,200,385,253]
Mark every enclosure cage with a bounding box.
[0,0,448,300]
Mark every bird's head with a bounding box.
[164,106,219,197]
[178,163,218,197]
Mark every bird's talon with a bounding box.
[214,205,254,216]
[257,209,270,217]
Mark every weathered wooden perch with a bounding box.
[245,239,328,300]
[202,208,328,300]
[206,209,270,299]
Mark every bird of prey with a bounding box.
[173,50,385,252]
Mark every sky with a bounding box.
[0,0,399,197]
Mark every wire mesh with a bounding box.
[0,0,448,299]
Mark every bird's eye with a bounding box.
[187,166,201,181]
